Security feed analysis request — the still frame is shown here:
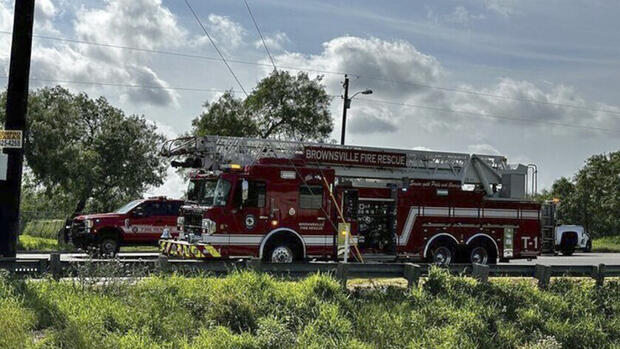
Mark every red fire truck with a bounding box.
[159,136,541,264]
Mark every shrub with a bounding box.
[0,268,617,348]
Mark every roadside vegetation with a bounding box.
[0,268,617,349]
[16,235,61,252]
[593,236,620,253]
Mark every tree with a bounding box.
[191,91,258,137]
[192,70,333,141]
[541,152,619,238]
[571,152,619,237]
[1,86,167,214]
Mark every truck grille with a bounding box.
[184,213,203,233]
[71,220,86,234]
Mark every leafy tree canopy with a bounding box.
[1,86,167,214]
[538,151,619,237]
[192,70,333,141]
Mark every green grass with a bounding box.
[17,235,61,251]
[22,219,65,239]
[593,236,620,253]
[0,268,618,348]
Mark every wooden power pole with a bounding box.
[0,0,35,257]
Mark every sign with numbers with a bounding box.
[0,130,22,148]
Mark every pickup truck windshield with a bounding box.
[213,179,232,207]
[187,178,218,206]
[115,200,142,214]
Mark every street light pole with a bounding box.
[340,75,349,145]
[340,75,372,146]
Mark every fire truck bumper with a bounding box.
[518,251,539,258]
[159,239,222,259]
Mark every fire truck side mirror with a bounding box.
[241,179,249,203]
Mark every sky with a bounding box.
[1,0,619,199]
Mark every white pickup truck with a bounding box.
[555,225,592,255]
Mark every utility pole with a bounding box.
[0,0,35,257]
[340,74,349,145]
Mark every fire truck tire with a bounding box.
[428,239,456,265]
[468,243,497,265]
[262,231,304,263]
[267,245,295,263]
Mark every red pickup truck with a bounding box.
[69,197,183,255]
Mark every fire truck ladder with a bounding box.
[161,135,509,196]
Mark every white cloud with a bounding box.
[467,143,501,155]
[482,0,518,17]
[348,104,398,134]
[446,78,620,135]
[24,0,187,106]
[74,0,185,51]
[200,14,245,50]
[145,166,185,199]
[255,32,289,52]
[0,0,11,71]
[272,35,620,142]
[427,6,485,26]
[275,36,443,99]
[34,0,59,34]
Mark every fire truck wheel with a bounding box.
[268,245,295,263]
[431,245,454,265]
[469,246,489,265]
[99,238,119,257]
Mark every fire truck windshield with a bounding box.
[187,178,218,206]
[212,178,232,207]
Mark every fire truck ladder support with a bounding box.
[161,136,515,197]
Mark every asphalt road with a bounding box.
[15,252,620,265]
[499,252,620,266]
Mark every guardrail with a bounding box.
[1,254,618,289]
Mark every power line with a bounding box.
[0,76,615,135]
[4,29,619,116]
[241,0,276,70]
[183,0,248,97]
[355,97,620,134]
[0,75,242,93]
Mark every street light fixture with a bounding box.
[340,74,373,145]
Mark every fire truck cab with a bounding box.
[161,136,541,264]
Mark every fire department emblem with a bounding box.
[289,208,296,216]
[244,214,256,229]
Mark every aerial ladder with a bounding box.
[161,135,528,199]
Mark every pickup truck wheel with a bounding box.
[99,238,119,257]
[268,244,295,263]
[561,244,574,256]
[584,240,592,253]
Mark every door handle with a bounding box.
[259,216,268,220]
[317,217,326,221]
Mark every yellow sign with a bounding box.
[0,130,22,148]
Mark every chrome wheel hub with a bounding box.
[470,247,488,264]
[433,246,452,265]
[271,246,293,263]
